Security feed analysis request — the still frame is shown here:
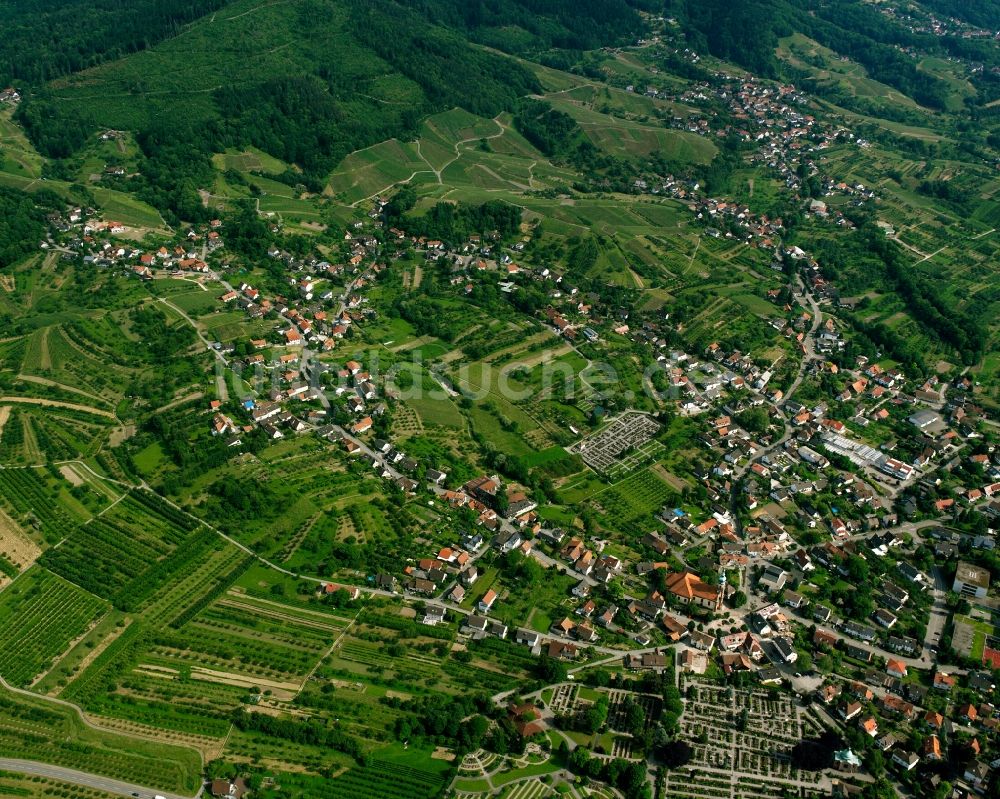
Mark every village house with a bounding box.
[663,571,720,609]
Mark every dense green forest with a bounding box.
[386,189,522,246]
[514,99,593,161]
[397,0,651,53]
[0,186,51,267]
[0,0,233,86]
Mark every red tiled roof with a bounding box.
[664,571,718,602]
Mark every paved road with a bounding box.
[781,280,823,403]
[0,759,198,799]
[724,282,823,533]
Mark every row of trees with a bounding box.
[230,708,364,763]
[863,225,987,365]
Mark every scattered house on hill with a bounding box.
[773,637,797,664]
[319,583,360,601]
[626,651,670,670]
[963,760,990,791]
[547,641,578,660]
[351,416,373,434]
[873,608,897,629]
[892,751,920,771]
[923,735,942,761]
[661,614,687,641]
[464,615,488,635]
[818,683,842,704]
[422,606,446,626]
[933,671,956,692]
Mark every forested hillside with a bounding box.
[395,0,650,53]
[10,0,654,223]
[0,186,53,267]
[666,0,1000,110]
[0,0,234,85]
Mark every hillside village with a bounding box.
[27,166,1000,798]
[1,4,1000,799]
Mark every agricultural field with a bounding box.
[256,747,452,799]
[544,97,716,164]
[0,679,201,794]
[39,489,203,601]
[0,566,108,687]
[0,466,91,543]
[777,33,925,114]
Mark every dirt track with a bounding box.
[0,397,116,419]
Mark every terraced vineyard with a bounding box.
[0,566,107,686]
[330,759,451,799]
[0,467,87,542]
[39,491,198,600]
[262,755,452,799]
[134,533,247,624]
